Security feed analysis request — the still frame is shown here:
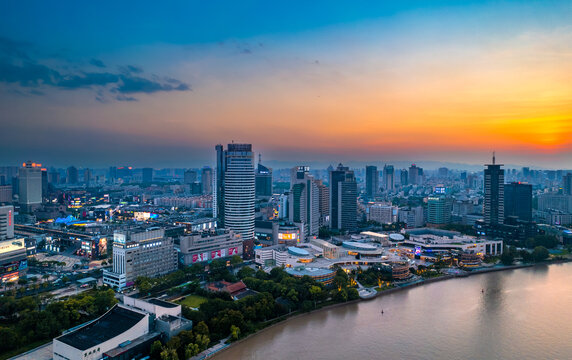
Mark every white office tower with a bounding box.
[215,143,256,259]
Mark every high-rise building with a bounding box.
[400,169,408,186]
[316,180,330,227]
[0,185,12,203]
[184,170,197,184]
[438,167,449,178]
[365,166,379,199]
[83,168,91,186]
[67,166,78,184]
[18,161,42,211]
[108,166,117,183]
[201,167,213,194]
[484,154,504,225]
[562,173,572,195]
[289,166,320,238]
[383,165,395,191]
[41,168,48,198]
[409,164,420,185]
[103,228,177,289]
[427,195,452,225]
[142,168,153,183]
[214,143,256,259]
[329,164,357,231]
[255,158,273,198]
[504,182,532,222]
[0,205,14,240]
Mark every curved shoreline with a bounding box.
[209,260,569,359]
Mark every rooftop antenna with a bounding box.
[493,151,496,165]
[259,153,262,164]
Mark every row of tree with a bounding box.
[0,288,117,354]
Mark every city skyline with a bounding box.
[2,1,572,167]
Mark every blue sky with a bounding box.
[1,1,571,168]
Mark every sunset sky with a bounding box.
[1,1,571,168]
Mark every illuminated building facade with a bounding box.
[214,143,256,259]
[178,228,243,265]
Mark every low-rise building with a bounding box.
[405,228,502,256]
[310,238,341,259]
[178,228,242,265]
[53,297,192,360]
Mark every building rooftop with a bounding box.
[147,298,179,309]
[285,267,335,277]
[57,305,146,351]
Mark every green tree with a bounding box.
[194,321,209,337]
[334,289,348,302]
[185,343,200,358]
[237,266,255,279]
[347,288,360,300]
[230,255,243,266]
[533,246,549,262]
[500,251,514,266]
[160,347,179,360]
[150,341,164,360]
[230,324,240,340]
[195,333,210,351]
[309,285,322,308]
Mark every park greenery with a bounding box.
[0,288,117,359]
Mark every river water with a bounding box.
[215,263,572,360]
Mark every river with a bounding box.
[215,263,572,360]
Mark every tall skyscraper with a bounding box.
[383,165,395,191]
[41,168,48,198]
[316,179,330,227]
[83,168,92,185]
[142,168,153,183]
[409,164,420,185]
[66,166,78,184]
[400,169,408,186]
[18,161,42,211]
[504,182,532,222]
[201,167,213,194]
[214,143,256,258]
[255,156,273,198]
[184,169,197,184]
[484,154,504,225]
[329,164,357,231]
[365,165,379,199]
[562,173,572,195]
[289,166,320,238]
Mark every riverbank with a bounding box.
[210,259,570,359]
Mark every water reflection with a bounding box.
[216,263,572,360]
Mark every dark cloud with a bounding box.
[57,72,120,89]
[0,37,190,102]
[115,94,138,102]
[126,65,143,74]
[115,75,190,94]
[89,58,106,68]
[0,59,58,86]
